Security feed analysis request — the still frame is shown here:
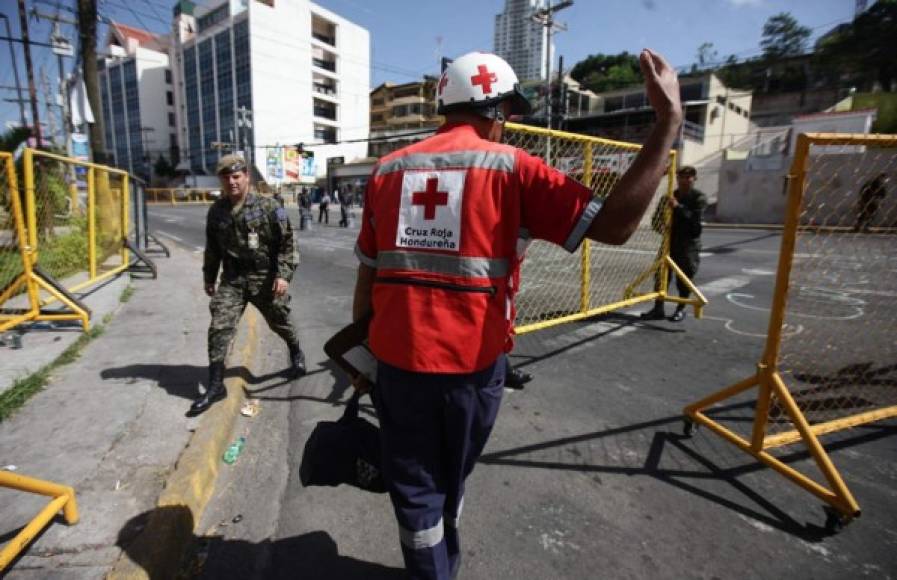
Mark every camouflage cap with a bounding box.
[216,154,247,175]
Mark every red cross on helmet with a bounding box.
[436,52,532,117]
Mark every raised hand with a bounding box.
[639,49,682,125]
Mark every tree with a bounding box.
[815,0,897,91]
[569,52,643,93]
[761,12,811,60]
[696,42,719,70]
[0,127,31,153]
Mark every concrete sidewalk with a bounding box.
[0,244,256,579]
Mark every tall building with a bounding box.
[494,0,552,82]
[98,23,176,182]
[170,0,370,183]
[369,77,442,158]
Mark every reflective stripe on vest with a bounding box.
[399,518,444,550]
[563,197,603,252]
[378,250,508,278]
[376,150,516,176]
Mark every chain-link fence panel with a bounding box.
[683,133,897,524]
[29,152,88,287]
[26,150,129,297]
[768,136,897,440]
[503,123,677,332]
[94,168,126,277]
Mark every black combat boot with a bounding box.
[288,344,307,378]
[505,367,533,390]
[669,306,687,322]
[187,362,226,417]
[640,302,666,320]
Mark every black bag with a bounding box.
[299,391,386,493]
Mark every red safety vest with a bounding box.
[360,125,524,373]
[357,123,597,373]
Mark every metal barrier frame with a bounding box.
[25,149,131,294]
[0,152,89,332]
[683,132,897,525]
[0,471,79,572]
[502,123,706,335]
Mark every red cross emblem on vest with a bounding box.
[470,65,497,95]
[412,177,449,220]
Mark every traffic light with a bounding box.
[295,143,314,159]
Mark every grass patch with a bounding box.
[0,324,105,422]
[119,285,135,303]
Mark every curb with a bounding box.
[107,309,260,580]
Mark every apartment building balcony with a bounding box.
[314,98,337,121]
[312,58,336,73]
[312,13,336,48]
[313,74,338,101]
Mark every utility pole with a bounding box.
[39,67,58,143]
[34,8,77,155]
[0,14,27,127]
[17,0,42,145]
[77,0,105,163]
[531,0,572,161]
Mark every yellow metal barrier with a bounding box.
[684,133,897,529]
[146,187,219,204]
[0,149,133,332]
[0,471,79,572]
[503,122,704,333]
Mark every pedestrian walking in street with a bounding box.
[641,164,707,323]
[339,187,351,227]
[352,49,682,579]
[190,154,306,417]
[318,191,331,224]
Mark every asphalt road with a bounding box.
[148,204,897,580]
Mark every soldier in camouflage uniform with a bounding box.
[641,165,707,323]
[188,154,306,417]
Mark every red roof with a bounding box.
[112,22,158,46]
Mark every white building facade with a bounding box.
[98,23,177,182]
[494,0,551,82]
[171,0,370,183]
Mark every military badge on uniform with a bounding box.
[248,232,259,249]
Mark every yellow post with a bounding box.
[761,136,809,369]
[87,167,97,279]
[23,148,37,256]
[580,142,593,313]
[658,152,677,300]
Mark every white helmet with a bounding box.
[436,52,532,117]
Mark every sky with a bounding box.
[0,0,856,132]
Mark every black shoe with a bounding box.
[289,345,307,378]
[187,363,227,416]
[640,305,666,320]
[505,367,533,390]
[669,308,687,322]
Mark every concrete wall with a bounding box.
[717,151,897,226]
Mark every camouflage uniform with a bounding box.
[204,193,299,364]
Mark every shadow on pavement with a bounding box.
[480,413,897,541]
[116,506,403,580]
[100,363,227,399]
[242,358,353,407]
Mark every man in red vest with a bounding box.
[352,50,682,579]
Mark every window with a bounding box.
[168,112,176,126]
[166,90,174,106]
[165,69,172,84]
